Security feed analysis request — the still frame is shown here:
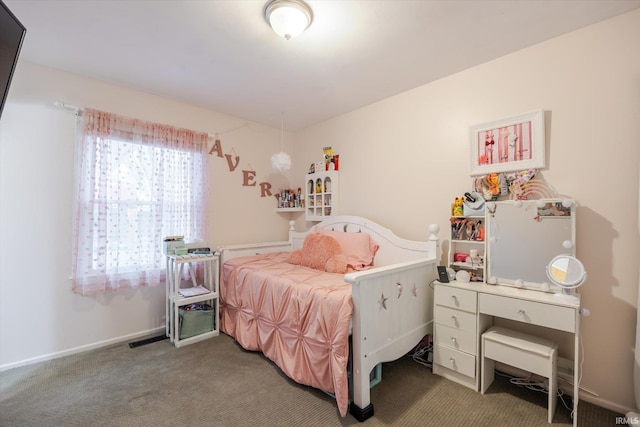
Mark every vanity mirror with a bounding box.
[486,199,576,291]
[547,255,587,300]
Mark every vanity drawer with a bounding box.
[435,305,477,333]
[435,324,477,355]
[478,294,576,333]
[435,286,477,313]
[434,344,476,378]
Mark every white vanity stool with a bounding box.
[481,326,558,424]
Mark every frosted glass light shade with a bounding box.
[265,0,313,40]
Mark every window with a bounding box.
[72,109,209,295]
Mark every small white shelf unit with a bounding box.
[275,207,305,213]
[165,253,220,348]
[448,213,486,282]
[305,170,339,221]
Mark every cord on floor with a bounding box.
[409,334,433,368]
[495,370,573,411]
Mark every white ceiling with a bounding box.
[6,0,640,131]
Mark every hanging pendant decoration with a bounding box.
[271,113,291,172]
[271,151,291,172]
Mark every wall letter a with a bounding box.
[209,139,223,157]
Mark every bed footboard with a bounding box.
[345,258,437,421]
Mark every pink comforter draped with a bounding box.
[220,252,353,416]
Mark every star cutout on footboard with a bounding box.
[378,293,388,310]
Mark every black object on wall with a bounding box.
[0,0,26,120]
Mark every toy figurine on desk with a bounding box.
[452,197,464,216]
[469,271,483,282]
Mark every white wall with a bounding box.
[0,63,296,368]
[293,9,640,413]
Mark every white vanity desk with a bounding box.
[433,280,581,426]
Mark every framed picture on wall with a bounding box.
[469,109,545,176]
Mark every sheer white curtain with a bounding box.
[72,108,209,295]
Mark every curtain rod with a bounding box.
[53,101,81,115]
[53,100,256,140]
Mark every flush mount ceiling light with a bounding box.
[264,0,313,40]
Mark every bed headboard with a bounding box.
[290,215,439,267]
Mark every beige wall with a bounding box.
[0,63,296,368]
[293,9,640,413]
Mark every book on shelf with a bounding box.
[178,285,210,297]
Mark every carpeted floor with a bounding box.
[0,333,621,426]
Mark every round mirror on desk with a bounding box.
[546,255,587,301]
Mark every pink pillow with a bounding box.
[285,233,348,274]
[315,229,379,270]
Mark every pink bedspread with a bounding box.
[220,252,353,416]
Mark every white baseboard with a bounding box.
[0,326,166,372]
[580,394,637,417]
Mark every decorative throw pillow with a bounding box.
[285,233,348,274]
[315,228,380,270]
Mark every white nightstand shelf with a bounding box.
[165,253,220,348]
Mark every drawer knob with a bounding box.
[518,309,526,315]
[451,336,457,344]
[451,295,458,303]
[451,315,457,322]
[449,357,455,364]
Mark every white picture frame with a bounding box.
[469,109,545,176]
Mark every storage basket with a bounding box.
[179,304,214,339]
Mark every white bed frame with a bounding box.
[218,216,440,421]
